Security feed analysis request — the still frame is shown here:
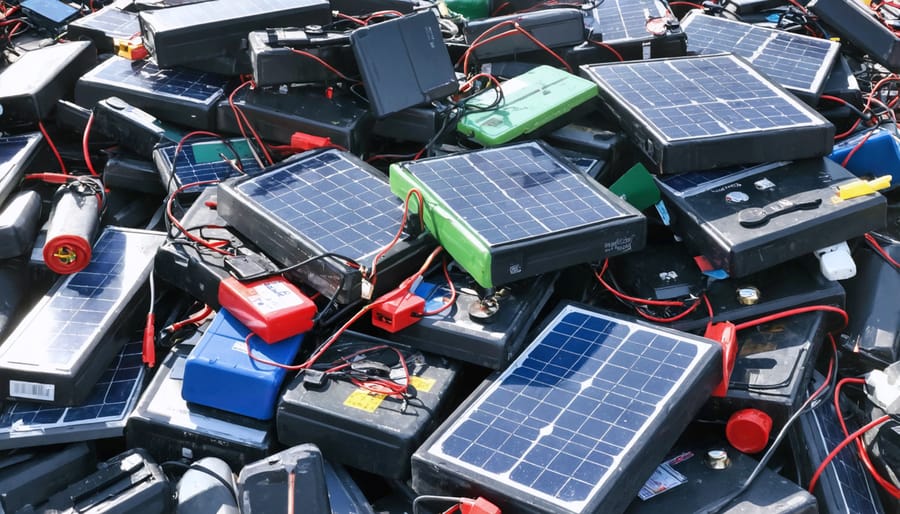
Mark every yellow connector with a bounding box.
[114,38,149,61]
[837,175,892,200]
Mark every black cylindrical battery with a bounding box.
[42,178,102,275]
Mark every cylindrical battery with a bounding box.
[42,179,102,275]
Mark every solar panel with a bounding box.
[152,138,262,194]
[581,54,835,174]
[588,0,668,42]
[0,133,42,208]
[681,11,839,101]
[67,8,141,46]
[0,341,145,450]
[390,141,645,288]
[656,162,786,197]
[412,303,721,514]
[0,227,164,406]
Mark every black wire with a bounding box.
[237,252,362,282]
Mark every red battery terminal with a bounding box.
[371,275,426,333]
[704,321,738,397]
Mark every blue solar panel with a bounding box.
[233,150,403,260]
[81,55,228,103]
[400,143,621,247]
[0,228,163,374]
[0,341,145,449]
[0,133,41,205]
[587,0,668,41]
[681,11,839,98]
[656,161,786,196]
[155,138,262,192]
[418,304,720,513]
[585,54,824,141]
[68,7,140,39]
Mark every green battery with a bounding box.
[457,65,598,146]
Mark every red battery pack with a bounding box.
[218,275,317,343]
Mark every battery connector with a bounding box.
[371,276,426,333]
[290,131,334,151]
[114,37,149,61]
[705,321,737,397]
[459,497,502,514]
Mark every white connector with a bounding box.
[814,241,856,281]
[866,361,900,415]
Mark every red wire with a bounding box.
[228,81,274,165]
[733,305,848,332]
[635,298,703,323]
[369,188,425,290]
[289,49,354,81]
[166,178,232,256]
[594,260,690,307]
[588,41,624,62]
[335,12,366,25]
[165,305,213,333]
[865,233,900,268]
[808,414,893,494]
[24,172,80,184]
[668,1,704,8]
[491,1,511,15]
[419,259,457,316]
[82,113,100,176]
[785,0,809,12]
[513,24,572,72]
[841,129,875,167]
[37,121,67,175]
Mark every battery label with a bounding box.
[247,281,304,314]
[9,380,55,401]
[637,457,689,500]
[344,390,386,413]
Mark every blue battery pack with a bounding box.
[182,310,303,420]
[829,127,900,187]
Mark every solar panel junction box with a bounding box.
[412,303,723,514]
[608,242,847,334]
[67,7,141,53]
[841,244,900,370]
[248,28,355,87]
[389,141,646,289]
[0,443,96,514]
[126,338,276,471]
[215,85,373,155]
[0,41,96,130]
[0,190,44,261]
[94,97,180,159]
[351,10,459,118]
[700,311,827,432]
[564,0,687,68]
[581,54,836,175]
[217,149,437,305]
[76,56,229,131]
[0,228,163,406]
[103,152,167,195]
[237,444,331,514]
[152,137,262,196]
[182,310,304,421]
[377,267,558,370]
[19,0,79,35]
[624,437,817,513]
[0,133,44,222]
[457,65,599,147]
[40,449,171,514]
[276,331,464,479]
[464,9,586,61]
[809,0,900,72]
[655,158,887,277]
[138,0,332,69]
[791,373,886,514]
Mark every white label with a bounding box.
[231,340,249,354]
[638,462,687,500]
[9,380,55,401]
[247,281,304,314]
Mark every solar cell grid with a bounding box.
[69,8,140,39]
[589,0,667,41]
[85,56,227,103]
[156,139,262,189]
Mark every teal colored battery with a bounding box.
[457,65,598,146]
[182,310,303,420]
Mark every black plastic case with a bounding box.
[842,244,900,369]
[19,0,79,35]
[0,190,42,260]
[809,0,900,72]
[75,56,229,131]
[138,0,331,69]
[656,159,886,277]
[238,445,331,514]
[67,7,140,52]
[94,97,177,159]
[248,28,356,87]
[351,11,458,118]
[465,9,586,61]
[127,341,277,472]
[373,105,445,144]
[42,449,171,514]
[0,443,96,513]
[0,134,42,210]
[375,268,558,370]
[215,86,373,154]
[0,41,96,129]
[329,0,421,15]
[103,153,167,195]
[0,258,29,341]
[277,332,464,479]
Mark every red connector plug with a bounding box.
[143,313,156,368]
[705,321,737,397]
[371,278,425,333]
[290,131,333,151]
[459,497,501,514]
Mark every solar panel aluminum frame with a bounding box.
[0,227,165,406]
[809,0,900,72]
[216,149,437,304]
[0,133,43,209]
[412,303,722,514]
[389,141,646,289]
[680,10,840,103]
[580,54,836,175]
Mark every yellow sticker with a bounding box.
[343,389,386,413]
[409,375,436,393]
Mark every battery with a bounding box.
[182,310,304,420]
[138,0,331,69]
[94,97,180,159]
[218,275,317,344]
[700,311,827,431]
[103,153,167,195]
[276,331,464,479]
[374,267,558,370]
[127,340,277,472]
[324,461,376,514]
[464,9,586,61]
[0,258,29,340]
[0,190,42,260]
[19,0,79,36]
[237,444,331,514]
[373,105,446,144]
[0,443,96,513]
[829,127,900,187]
[76,56,230,131]
[457,65,599,147]
[0,41,96,130]
[624,437,817,513]
[247,28,355,87]
[543,119,630,180]
[41,449,172,514]
[810,0,900,72]
[0,227,164,406]
[655,158,887,278]
[842,244,900,370]
[42,180,103,275]
[153,137,262,196]
[215,85,374,155]
[0,134,44,208]
[329,0,421,14]
[66,7,140,52]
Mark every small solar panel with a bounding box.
[412,303,721,514]
[390,142,645,288]
[656,162,785,197]
[0,341,145,450]
[67,8,141,50]
[152,138,262,194]
[581,54,835,174]
[0,227,164,406]
[588,0,668,42]
[681,11,839,101]
[0,133,42,207]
